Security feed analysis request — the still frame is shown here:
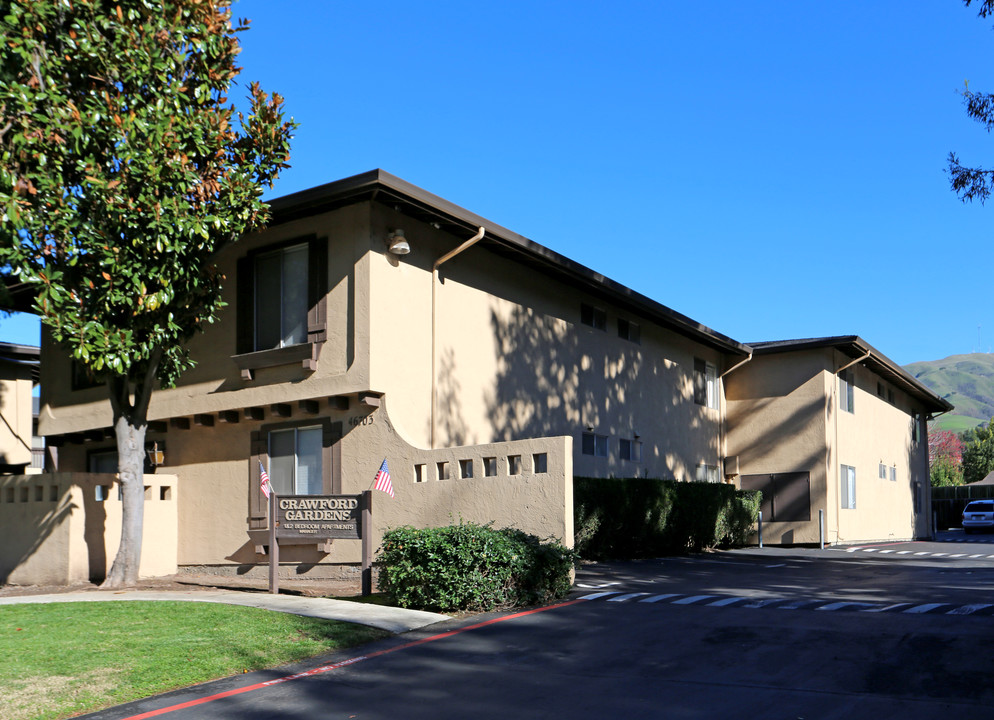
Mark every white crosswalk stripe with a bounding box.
[903,603,947,614]
[575,592,991,618]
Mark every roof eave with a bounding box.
[750,336,953,414]
[268,170,751,357]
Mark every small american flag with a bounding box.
[259,461,272,499]
[373,459,394,498]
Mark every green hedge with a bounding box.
[574,477,761,559]
[377,523,577,612]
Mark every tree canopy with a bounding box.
[0,0,294,586]
[949,0,994,201]
[962,421,994,484]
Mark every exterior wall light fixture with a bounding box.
[387,229,411,255]
[146,441,164,466]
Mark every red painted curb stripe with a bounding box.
[121,598,586,720]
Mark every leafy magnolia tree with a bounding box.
[962,421,994,485]
[0,0,294,587]
[928,428,964,487]
[949,0,994,200]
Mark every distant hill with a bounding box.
[904,353,994,432]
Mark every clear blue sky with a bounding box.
[3,1,993,365]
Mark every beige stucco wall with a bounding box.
[38,204,373,437]
[0,362,33,467]
[38,200,729,483]
[31,197,742,580]
[829,351,930,543]
[0,473,177,585]
[726,351,830,545]
[727,349,931,545]
[53,400,572,576]
[367,204,726,481]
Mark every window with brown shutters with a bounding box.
[233,235,328,378]
[248,419,342,530]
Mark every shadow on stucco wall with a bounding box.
[478,304,713,479]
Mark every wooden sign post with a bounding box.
[268,491,373,596]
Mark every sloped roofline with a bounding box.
[267,169,752,357]
[749,336,954,414]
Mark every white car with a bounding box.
[962,500,994,534]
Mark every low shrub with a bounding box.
[377,523,576,612]
[574,477,761,559]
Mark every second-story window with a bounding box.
[236,235,328,359]
[618,318,640,344]
[839,369,855,413]
[694,358,719,409]
[581,303,606,331]
[255,243,309,350]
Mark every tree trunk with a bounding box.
[100,354,159,589]
[101,414,147,588]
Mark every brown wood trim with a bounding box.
[232,343,314,374]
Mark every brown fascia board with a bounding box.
[749,336,954,414]
[268,170,752,357]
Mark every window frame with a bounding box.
[235,235,328,376]
[696,463,720,483]
[249,418,342,530]
[694,358,719,409]
[581,431,608,458]
[839,369,855,414]
[840,464,856,509]
[580,302,607,331]
[619,437,642,462]
[617,318,640,344]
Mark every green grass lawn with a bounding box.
[0,601,390,720]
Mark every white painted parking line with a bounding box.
[878,550,894,554]
[672,595,716,605]
[861,603,911,613]
[578,591,622,600]
[896,551,912,555]
[638,593,679,603]
[946,604,993,615]
[931,553,948,557]
[904,603,947,614]
[914,552,929,556]
[607,593,648,602]
[708,597,747,607]
[846,547,863,553]
[969,554,984,558]
[949,554,967,558]
[863,548,879,553]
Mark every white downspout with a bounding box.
[431,227,485,448]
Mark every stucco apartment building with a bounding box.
[3,170,951,583]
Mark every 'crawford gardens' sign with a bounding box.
[276,495,362,539]
[267,491,373,595]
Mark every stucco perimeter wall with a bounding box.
[725,351,830,545]
[0,473,177,586]
[51,401,573,576]
[38,203,373,437]
[830,352,930,543]
[339,402,574,555]
[367,205,724,481]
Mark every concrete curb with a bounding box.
[0,590,449,633]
